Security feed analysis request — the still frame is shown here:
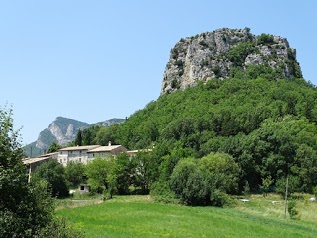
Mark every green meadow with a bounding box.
[56,195,317,238]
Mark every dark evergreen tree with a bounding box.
[75,129,83,146]
[46,141,62,153]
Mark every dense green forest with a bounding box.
[71,73,317,205]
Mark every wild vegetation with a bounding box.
[0,107,83,237]
[2,29,317,236]
[67,71,317,207]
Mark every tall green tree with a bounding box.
[238,116,317,192]
[46,141,62,153]
[114,153,135,195]
[170,152,240,206]
[170,158,206,205]
[0,107,81,237]
[133,151,157,194]
[198,152,240,194]
[95,125,118,145]
[0,108,51,237]
[32,159,69,198]
[82,125,101,145]
[75,129,83,146]
[85,157,116,195]
[65,161,85,187]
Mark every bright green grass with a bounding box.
[57,195,317,238]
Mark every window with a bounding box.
[80,186,85,191]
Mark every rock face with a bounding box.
[24,117,126,157]
[35,117,90,149]
[161,28,302,94]
[96,118,126,127]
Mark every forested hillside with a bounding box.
[75,74,317,200]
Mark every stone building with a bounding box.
[57,142,127,166]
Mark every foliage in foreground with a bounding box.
[0,107,83,237]
[35,217,83,238]
[32,159,69,198]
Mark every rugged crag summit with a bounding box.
[161,28,302,94]
[36,117,89,149]
[24,117,125,157]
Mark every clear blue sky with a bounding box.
[1,0,316,144]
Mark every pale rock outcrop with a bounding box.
[35,117,90,149]
[161,28,302,95]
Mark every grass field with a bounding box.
[56,195,317,238]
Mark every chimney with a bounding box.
[108,141,111,146]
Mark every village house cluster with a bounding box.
[22,142,137,176]
[58,142,127,165]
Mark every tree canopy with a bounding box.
[73,72,317,204]
[32,159,69,198]
[0,107,82,237]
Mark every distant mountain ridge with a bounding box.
[36,117,90,149]
[24,117,125,157]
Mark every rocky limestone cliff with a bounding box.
[35,117,90,149]
[96,118,126,127]
[161,28,302,94]
[24,117,125,157]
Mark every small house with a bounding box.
[58,145,100,165]
[79,184,90,194]
[57,143,127,165]
[87,143,127,160]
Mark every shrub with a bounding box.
[257,33,274,45]
[199,40,209,48]
[210,189,231,207]
[174,60,184,68]
[226,42,256,67]
[170,158,209,206]
[32,159,69,198]
[171,79,180,89]
[243,181,251,197]
[275,176,300,198]
[288,200,299,219]
[150,181,178,203]
[198,152,240,194]
[35,217,84,238]
[65,161,85,188]
[170,153,240,206]
[259,175,273,197]
[212,66,221,77]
